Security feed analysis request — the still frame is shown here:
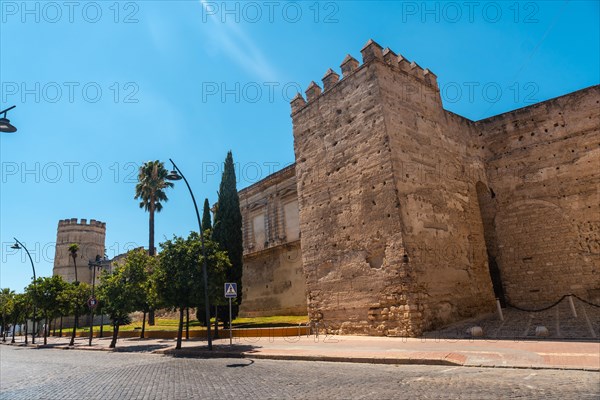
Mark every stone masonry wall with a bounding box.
[290,40,496,336]
[238,165,307,317]
[476,86,600,307]
[375,46,497,331]
[53,218,106,284]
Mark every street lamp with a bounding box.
[11,238,37,344]
[0,106,17,133]
[87,255,104,346]
[166,158,212,350]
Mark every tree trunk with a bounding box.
[148,309,155,326]
[176,308,184,350]
[43,316,48,345]
[109,322,119,348]
[52,318,56,336]
[59,316,63,337]
[149,206,155,256]
[185,308,189,340]
[73,257,78,284]
[141,311,146,339]
[24,320,28,345]
[100,315,104,338]
[2,317,6,342]
[214,305,219,339]
[11,320,16,343]
[69,310,78,346]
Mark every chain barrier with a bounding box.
[572,294,600,308]
[506,294,600,312]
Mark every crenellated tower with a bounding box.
[53,218,106,284]
[290,39,496,336]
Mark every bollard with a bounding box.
[496,298,504,321]
[568,295,578,318]
[535,325,549,337]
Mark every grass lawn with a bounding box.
[58,315,309,334]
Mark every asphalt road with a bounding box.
[0,345,598,399]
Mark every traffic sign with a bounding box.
[224,282,237,298]
[87,296,98,309]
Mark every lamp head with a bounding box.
[166,170,182,181]
[0,117,17,133]
[11,242,21,250]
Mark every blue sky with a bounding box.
[1,1,598,291]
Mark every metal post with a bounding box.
[169,159,212,350]
[229,298,233,346]
[13,238,37,344]
[88,262,97,346]
[496,298,504,321]
[568,295,578,318]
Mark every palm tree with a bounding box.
[68,243,79,283]
[134,161,173,256]
[134,161,173,325]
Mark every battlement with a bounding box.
[290,39,439,115]
[58,218,106,229]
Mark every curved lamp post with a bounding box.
[166,159,212,350]
[87,255,104,346]
[0,106,17,133]
[11,238,37,343]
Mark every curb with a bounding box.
[2,341,598,372]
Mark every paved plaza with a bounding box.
[1,345,599,399]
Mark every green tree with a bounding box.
[119,249,159,339]
[156,232,229,349]
[28,276,69,345]
[12,292,33,344]
[134,160,174,257]
[202,198,212,231]
[135,160,173,326]
[0,288,15,342]
[212,151,243,320]
[60,282,90,346]
[11,293,30,343]
[97,268,134,348]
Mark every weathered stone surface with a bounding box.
[239,165,307,317]
[241,41,599,337]
[475,86,600,308]
[53,218,106,284]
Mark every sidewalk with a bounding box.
[3,334,598,371]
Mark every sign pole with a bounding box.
[224,282,237,347]
[229,298,233,346]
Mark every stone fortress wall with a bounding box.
[279,39,599,336]
[53,218,106,285]
[475,86,600,306]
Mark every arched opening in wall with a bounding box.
[476,181,506,307]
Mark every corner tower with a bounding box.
[53,218,106,284]
[291,40,496,336]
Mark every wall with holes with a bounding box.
[475,86,600,307]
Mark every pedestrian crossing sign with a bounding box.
[224,282,237,298]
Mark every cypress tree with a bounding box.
[202,198,212,231]
[212,152,243,316]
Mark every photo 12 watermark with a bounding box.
[1,82,140,104]
[200,1,340,24]
[2,241,141,264]
[400,1,540,24]
[0,1,140,24]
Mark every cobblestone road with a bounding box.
[1,346,598,399]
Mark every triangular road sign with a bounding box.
[225,282,237,298]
